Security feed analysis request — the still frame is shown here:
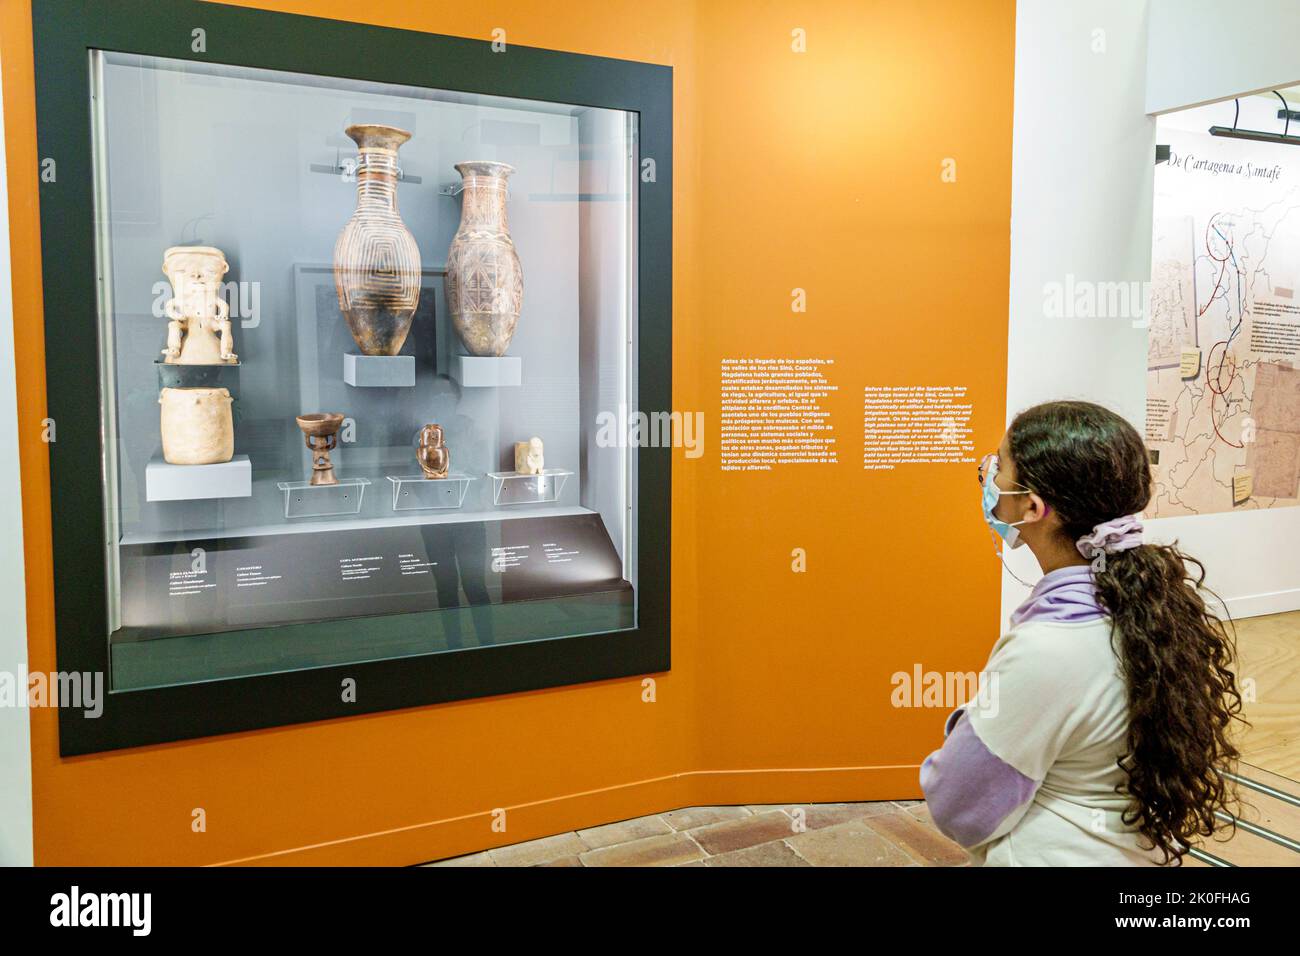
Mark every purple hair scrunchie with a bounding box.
[1076,513,1144,560]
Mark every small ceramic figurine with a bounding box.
[514,436,544,475]
[161,245,237,365]
[159,387,234,465]
[296,413,345,485]
[418,424,449,479]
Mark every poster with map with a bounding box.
[1146,129,1300,517]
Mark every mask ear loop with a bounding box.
[988,528,1037,588]
[989,496,1051,589]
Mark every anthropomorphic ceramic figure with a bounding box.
[514,436,544,475]
[161,245,237,365]
[418,424,450,479]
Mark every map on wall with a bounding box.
[1146,129,1300,517]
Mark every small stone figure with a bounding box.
[514,436,544,475]
[295,413,345,486]
[418,424,449,479]
[161,245,238,365]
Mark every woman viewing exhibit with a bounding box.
[920,401,1247,866]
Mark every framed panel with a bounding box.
[32,0,671,754]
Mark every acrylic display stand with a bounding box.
[277,477,370,518]
[386,473,475,511]
[487,468,573,506]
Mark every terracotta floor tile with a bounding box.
[424,850,495,867]
[662,806,752,830]
[864,811,968,866]
[704,840,811,867]
[488,831,589,867]
[577,814,673,850]
[418,799,1024,868]
[905,803,933,823]
[783,801,899,831]
[691,811,798,855]
[787,818,917,867]
[580,832,707,867]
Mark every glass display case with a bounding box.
[34,0,671,754]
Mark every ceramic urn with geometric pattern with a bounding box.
[333,124,422,356]
[445,160,523,357]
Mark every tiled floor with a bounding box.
[425,613,1300,868]
[425,801,969,867]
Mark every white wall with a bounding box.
[1003,0,1155,621]
[1144,96,1300,618]
[1140,3,1300,618]
[1147,0,1300,115]
[0,49,34,866]
[1005,0,1300,624]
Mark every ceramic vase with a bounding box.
[333,124,422,356]
[159,387,234,465]
[445,161,523,357]
[417,424,449,479]
[161,245,237,365]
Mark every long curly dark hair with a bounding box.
[1007,400,1246,865]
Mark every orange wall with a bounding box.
[1,0,1014,864]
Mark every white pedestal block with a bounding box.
[344,353,415,387]
[452,355,521,388]
[146,455,252,502]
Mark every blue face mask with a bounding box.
[980,455,1031,549]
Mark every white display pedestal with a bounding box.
[343,353,415,387]
[146,455,252,502]
[452,355,521,388]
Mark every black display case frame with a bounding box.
[32,0,671,755]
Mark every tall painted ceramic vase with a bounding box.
[445,161,523,357]
[333,124,422,356]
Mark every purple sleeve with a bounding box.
[919,711,1039,848]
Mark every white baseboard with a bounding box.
[1206,588,1300,622]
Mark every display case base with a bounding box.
[146,455,251,502]
[343,353,415,387]
[277,477,371,517]
[488,468,573,505]
[387,473,475,511]
[452,355,521,388]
